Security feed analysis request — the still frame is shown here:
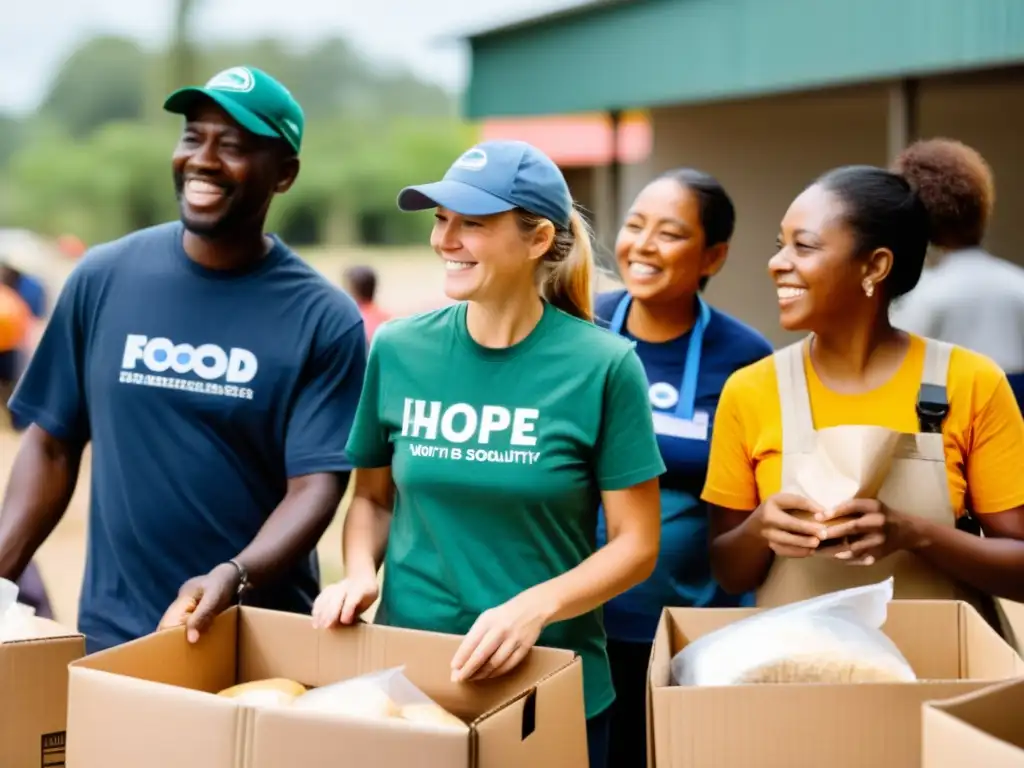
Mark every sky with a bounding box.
[0,0,589,115]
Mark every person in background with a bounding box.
[1,258,49,432]
[312,140,665,768]
[888,138,1024,412]
[0,66,366,654]
[0,282,30,415]
[704,143,1024,623]
[594,168,773,766]
[342,264,391,341]
[0,259,47,322]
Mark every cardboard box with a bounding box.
[0,617,85,768]
[922,677,1024,767]
[66,606,587,768]
[647,600,1024,768]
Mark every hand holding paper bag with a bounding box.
[783,426,916,560]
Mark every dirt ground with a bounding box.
[0,245,619,628]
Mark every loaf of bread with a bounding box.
[217,678,308,707]
[291,677,401,720]
[736,653,914,684]
[399,702,468,731]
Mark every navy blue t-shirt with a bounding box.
[9,222,366,654]
[594,289,773,643]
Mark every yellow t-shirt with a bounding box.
[702,334,1024,517]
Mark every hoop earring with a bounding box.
[862,279,875,298]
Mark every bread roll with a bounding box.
[399,702,468,731]
[217,678,307,707]
[292,678,400,720]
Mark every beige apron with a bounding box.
[755,337,1023,652]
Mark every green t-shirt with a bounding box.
[345,301,666,718]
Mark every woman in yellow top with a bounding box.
[703,139,1024,616]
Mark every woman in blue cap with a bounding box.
[312,139,666,768]
[594,169,773,766]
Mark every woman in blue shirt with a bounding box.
[594,169,773,766]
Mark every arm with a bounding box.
[310,467,394,629]
[525,478,660,623]
[531,348,666,618]
[904,510,1024,601]
[229,471,349,589]
[310,324,396,628]
[341,466,394,582]
[709,504,773,594]
[704,368,827,592]
[240,312,368,586]
[704,372,772,593]
[0,426,84,581]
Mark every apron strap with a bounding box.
[917,338,954,434]
[775,338,815,454]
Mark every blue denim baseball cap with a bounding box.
[397,140,573,230]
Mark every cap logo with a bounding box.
[453,148,488,172]
[206,67,255,93]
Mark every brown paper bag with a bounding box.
[784,425,903,542]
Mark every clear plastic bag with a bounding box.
[670,578,917,687]
[292,666,467,730]
[0,576,39,643]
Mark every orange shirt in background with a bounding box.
[0,284,30,353]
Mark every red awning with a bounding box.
[480,113,651,168]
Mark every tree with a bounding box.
[168,0,201,91]
[38,36,150,139]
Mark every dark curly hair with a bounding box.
[893,138,995,250]
[811,139,994,301]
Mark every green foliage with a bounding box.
[0,31,479,247]
[38,36,152,140]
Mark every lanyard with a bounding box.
[609,294,710,421]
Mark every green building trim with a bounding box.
[465,0,1024,118]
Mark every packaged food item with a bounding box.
[292,666,467,730]
[0,577,40,642]
[292,673,400,720]
[399,702,469,730]
[217,678,308,707]
[670,578,917,687]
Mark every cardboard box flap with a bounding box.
[72,606,239,694]
[926,678,1024,750]
[473,661,587,768]
[250,706,470,768]
[67,666,242,768]
[1,615,83,644]
[958,603,1024,680]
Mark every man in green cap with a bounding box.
[0,67,367,653]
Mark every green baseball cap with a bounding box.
[163,66,305,154]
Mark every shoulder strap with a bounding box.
[775,338,815,453]
[917,338,954,434]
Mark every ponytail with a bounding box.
[516,206,595,322]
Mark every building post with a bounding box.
[887,78,919,165]
[608,109,623,229]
